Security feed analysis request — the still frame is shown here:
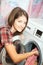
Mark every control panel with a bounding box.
[25,18,43,42]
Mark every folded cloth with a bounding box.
[25,48,38,65]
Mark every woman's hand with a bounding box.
[32,48,39,56]
[31,50,39,56]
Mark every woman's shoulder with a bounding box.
[0,26,10,32]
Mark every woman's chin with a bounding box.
[18,30,22,32]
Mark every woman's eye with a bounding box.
[18,21,27,25]
[18,21,21,22]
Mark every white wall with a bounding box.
[0,0,30,27]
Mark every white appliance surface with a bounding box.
[22,18,43,62]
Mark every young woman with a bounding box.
[0,7,39,64]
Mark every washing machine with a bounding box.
[22,18,43,65]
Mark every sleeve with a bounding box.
[1,28,12,45]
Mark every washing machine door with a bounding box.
[25,40,42,65]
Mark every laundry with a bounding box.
[25,48,38,65]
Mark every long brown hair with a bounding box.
[8,7,29,35]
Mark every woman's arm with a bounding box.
[5,43,39,64]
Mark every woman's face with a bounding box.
[13,15,27,32]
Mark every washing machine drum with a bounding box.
[1,40,26,65]
[25,40,42,65]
